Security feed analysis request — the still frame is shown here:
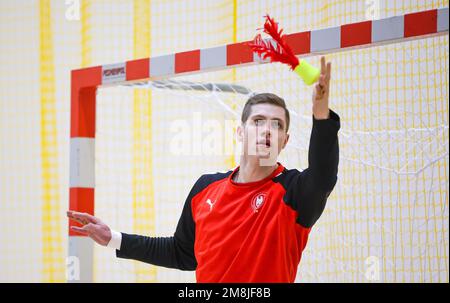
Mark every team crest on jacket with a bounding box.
[251,193,266,213]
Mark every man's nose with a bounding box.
[259,121,272,136]
[257,126,269,138]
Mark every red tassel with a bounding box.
[248,15,299,70]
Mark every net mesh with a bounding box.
[96,33,449,282]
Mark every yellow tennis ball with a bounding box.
[294,60,320,85]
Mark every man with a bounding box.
[67,56,339,282]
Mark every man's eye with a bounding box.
[271,121,282,129]
[255,119,263,125]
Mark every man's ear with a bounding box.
[282,133,289,149]
[237,124,244,143]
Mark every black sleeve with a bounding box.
[115,176,205,271]
[284,110,340,228]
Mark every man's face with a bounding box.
[237,103,289,166]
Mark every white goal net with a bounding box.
[94,34,448,282]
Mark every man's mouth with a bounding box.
[257,139,271,148]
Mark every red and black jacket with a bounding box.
[116,110,340,282]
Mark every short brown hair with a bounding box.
[241,93,290,132]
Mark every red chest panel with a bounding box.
[191,165,311,282]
